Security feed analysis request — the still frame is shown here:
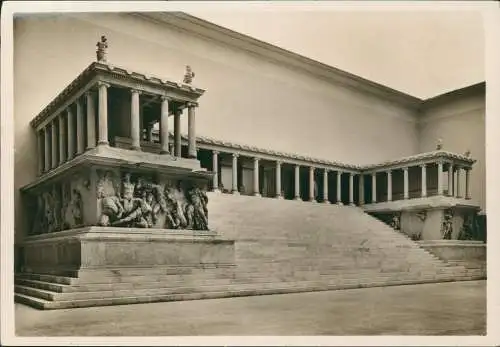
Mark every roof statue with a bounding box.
[96,35,108,63]
[183,65,195,84]
[436,138,443,150]
[464,149,471,158]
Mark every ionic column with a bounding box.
[403,167,409,200]
[67,107,75,160]
[130,89,141,151]
[232,153,239,195]
[276,161,283,199]
[36,130,43,175]
[76,98,85,155]
[437,161,444,195]
[371,173,377,203]
[51,120,57,169]
[44,126,50,172]
[294,165,301,201]
[323,169,330,204]
[336,171,342,205]
[58,114,67,165]
[212,150,220,192]
[97,82,110,146]
[465,168,471,199]
[253,157,260,197]
[85,91,96,150]
[386,170,392,202]
[358,174,365,206]
[349,173,354,206]
[421,164,427,198]
[448,163,454,197]
[187,103,197,158]
[160,96,170,154]
[174,109,182,157]
[309,167,316,202]
[456,166,462,198]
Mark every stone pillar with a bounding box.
[76,98,85,155]
[86,91,96,150]
[403,167,409,200]
[294,165,301,201]
[336,171,342,205]
[160,97,170,154]
[58,114,67,165]
[67,108,75,161]
[386,170,392,202]
[51,120,58,169]
[465,168,471,199]
[187,103,197,158]
[309,167,316,202]
[323,169,330,203]
[212,150,220,192]
[174,110,182,157]
[456,166,462,198]
[97,82,109,146]
[448,163,454,197]
[253,157,260,197]
[130,89,141,151]
[276,161,282,199]
[349,173,354,206]
[36,130,43,175]
[44,126,50,172]
[371,173,377,203]
[358,174,365,206]
[437,161,444,195]
[232,153,239,195]
[421,164,427,198]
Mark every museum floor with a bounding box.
[15,280,486,336]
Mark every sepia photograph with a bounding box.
[1,1,499,345]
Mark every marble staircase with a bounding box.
[15,193,484,309]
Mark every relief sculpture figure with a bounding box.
[184,187,209,231]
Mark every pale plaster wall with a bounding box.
[418,92,485,211]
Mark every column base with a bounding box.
[160,150,171,155]
[276,195,284,200]
[130,146,142,152]
[232,190,240,195]
[349,203,355,207]
[253,193,261,197]
[336,201,343,206]
[212,189,221,194]
[323,200,331,204]
[310,199,317,203]
[188,154,197,159]
[294,197,302,201]
[97,141,109,146]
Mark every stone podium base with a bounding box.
[20,227,236,276]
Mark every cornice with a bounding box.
[134,12,423,110]
[420,82,486,110]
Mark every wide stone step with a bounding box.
[15,274,482,310]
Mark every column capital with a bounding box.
[309,166,315,171]
[420,163,427,168]
[371,172,377,177]
[402,166,409,172]
[160,95,170,102]
[324,168,330,173]
[130,88,142,95]
[212,150,220,155]
[232,153,239,159]
[186,101,198,108]
[385,169,392,175]
[253,156,260,162]
[276,160,283,165]
[66,107,73,114]
[97,81,110,88]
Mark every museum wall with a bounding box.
[14,13,422,240]
[418,90,486,211]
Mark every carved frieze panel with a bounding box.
[441,208,454,240]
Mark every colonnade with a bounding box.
[209,150,473,205]
[36,82,198,175]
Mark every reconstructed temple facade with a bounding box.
[13,13,486,309]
